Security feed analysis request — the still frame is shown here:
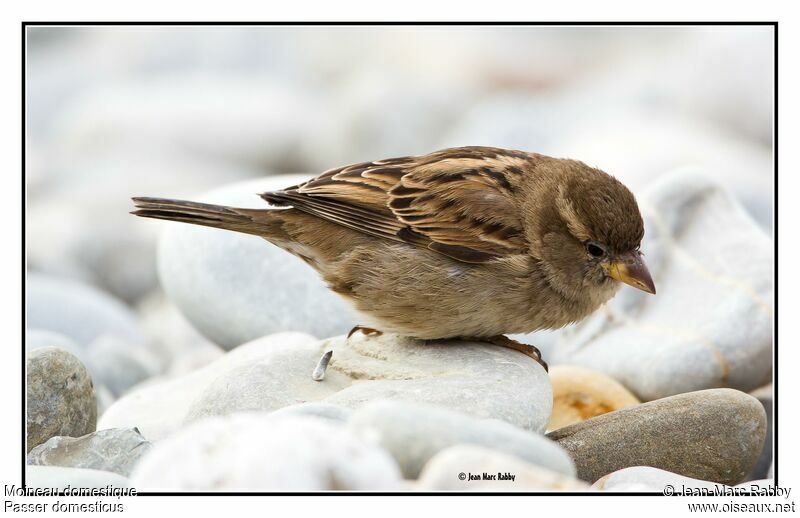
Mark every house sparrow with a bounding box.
[132,146,655,371]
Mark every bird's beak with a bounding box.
[601,252,656,295]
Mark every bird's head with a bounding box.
[533,161,655,299]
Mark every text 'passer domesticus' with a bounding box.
[132,146,655,372]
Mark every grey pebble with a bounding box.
[547,388,766,485]
[348,400,575,479]
[27,347,97,452]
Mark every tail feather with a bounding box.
[131,197,282,237]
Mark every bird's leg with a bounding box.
[460,335,548,372]
[347,325,384,339]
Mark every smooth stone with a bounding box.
[321,333,552,433]
[85,336,161,397]
[99,332,317,440]
[547,389,766,485]
[545,170,773,401]
[27,428,152,477]
[157,175,357,349]
[348,400,573,480]
[102,331,552,441]
[417,445,589,491]
[27,347,97,452]
[27,274,146,347]
[746,384,773,481]
[183,339,352,425]
[270,403,353,423]
[26,466,130,490]
[547,365,640,431]
[131,414,402,491]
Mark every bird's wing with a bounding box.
[260,147,531,263]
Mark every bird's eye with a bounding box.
[586,242,605,258]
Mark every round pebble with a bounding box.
[27,347,97,452]
[547,388,767,485]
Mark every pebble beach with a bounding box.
[25,26,774,493]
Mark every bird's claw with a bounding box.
[347,325,384,339]
[461,334,549,372]
[525,344,548,372]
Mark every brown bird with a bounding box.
[132,146,655,372]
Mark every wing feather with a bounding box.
[261,146,533,263]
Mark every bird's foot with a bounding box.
[460,334,548,372]
[347,325,384,339]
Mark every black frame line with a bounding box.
[20,20,779,498]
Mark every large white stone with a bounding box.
[546,170,773,401]
[156,175,358,349]
[321,333,552,433]
[100,332,552,441]
[130,413,402,491]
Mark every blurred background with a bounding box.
[25,25,774,411]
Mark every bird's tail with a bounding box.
[131,197,284,237]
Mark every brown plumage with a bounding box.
[132,146,655,371]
